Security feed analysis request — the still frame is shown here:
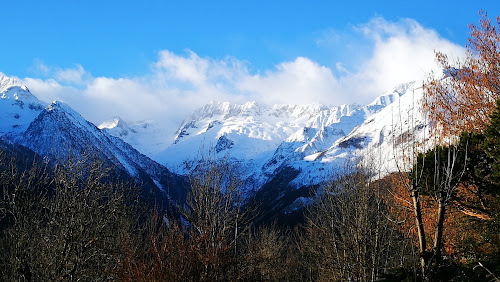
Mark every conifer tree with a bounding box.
[482,100,500,183]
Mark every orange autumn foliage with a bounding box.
[423,11,500,139]
[386,173,499,261]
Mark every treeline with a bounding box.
[0,148,414,281]
[1,147,498,281]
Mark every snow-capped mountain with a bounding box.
[1,70,430,222]
[103,81,425,192]
[0,75,45,137]
[0,73,185,203]
[150,100,367,188]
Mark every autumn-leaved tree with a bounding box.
[414,10,500,278]
[423,10,500,138]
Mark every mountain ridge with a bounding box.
[98,80,427,197]
[0,74,186,204]
[1,72,430,221]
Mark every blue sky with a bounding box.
[1,0,498,126]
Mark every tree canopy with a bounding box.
[423,11,500,138]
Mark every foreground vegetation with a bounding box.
[0,143,498,281]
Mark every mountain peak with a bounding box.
[98,117,123,130]
[45,100,78,115]
[0,73,46,136]
[0,72,27,94]
[0,73,42,105]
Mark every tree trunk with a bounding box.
[433,199,446,259]
[411,189,427,272]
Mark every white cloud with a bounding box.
[20,17,465,132]
[340,17,465,102]
[237,57,341,105]
[30,62,90,85]
[55,64,88,85]
[22,77,81,103]
[155,50,209,86]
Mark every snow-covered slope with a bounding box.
[321,83,428,171]
[23,101,185,197]
[102,81,425,191]
[99,118,174,157]
[289,82,429,185]
[23,102,138,175]
[0,73,45,137]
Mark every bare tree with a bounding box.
[180,152,252,281]
[239,224,291,281]
[304,161,407,281]
[411,142,468,267]
[0,151,134,281]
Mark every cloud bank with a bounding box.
[21,17,465,130]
